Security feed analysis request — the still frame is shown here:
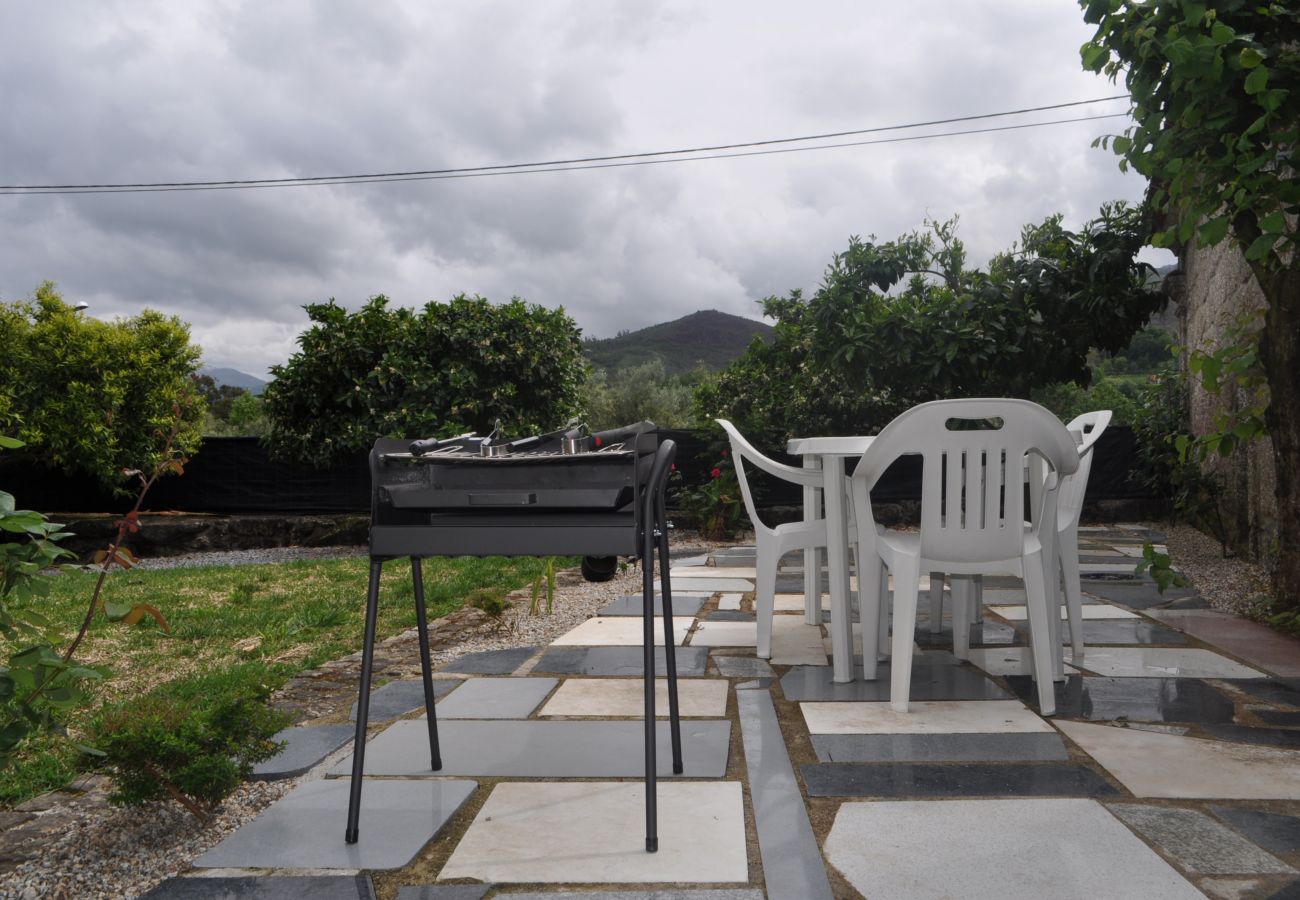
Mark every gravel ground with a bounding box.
[1162,522,1275,620]
[2,535,731,900]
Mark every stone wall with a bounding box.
[1176,241,1278,564]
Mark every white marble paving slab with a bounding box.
[690,620,757,648]
[800,699,1052,735]
[968,647,1078,678]
[538,678,730,718]
[770,616,829,666]
[990,604,1139,620]
[824,799,1202,899]
[440,781,748,883]
[551,616,691,646]
[672,566,757,579]
[774,593,807,612]
[1072,647,1265,679]
[718,593,743,611]
[1057,721,1300,799]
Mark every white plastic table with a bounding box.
[787,436,874,684]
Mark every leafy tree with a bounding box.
[1081,0,1300,611]
[696,208,1164,451]
[191,374,248,422]
[583,360,699,431]
[262,294,587,465]
[0,283,204,487]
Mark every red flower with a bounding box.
[711,467,722,479]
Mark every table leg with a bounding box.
[823,457,854,683]
[803,456,823,626]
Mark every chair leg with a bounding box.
[1060,527,1085,666]
[755,542,778,660]
[878,564,890,659]
[859,551,883,680]
[928,571,944,633]
[972,575,984,624]
[1023,550,1058,716]
[889,556,920,712]
[951,577,971,661]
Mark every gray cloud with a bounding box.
[0,0,1159,376]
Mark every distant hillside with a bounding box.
[584,310,772,375]
[202,367,268,395]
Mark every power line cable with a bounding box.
[0,96,1129,195]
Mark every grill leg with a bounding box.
[345,558,384,844]
[411,557,442,771]
[642,507,659,853]
[657,495,683,774]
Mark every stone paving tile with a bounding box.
[394,887,490,900]
[1269,880,1300,899]
[810,732,1069,763]
[334,719,731,777]
[1234,678,1300,708]
[1069,647,1266,679]
[140,875,377,899]
[532,646,710,677]
[800,700,1052,735]
[1258,710,1300,727]
[349,678,462,722]
[672,566,757,579]
[823,799,1202,899]
[704,609,756,621]
[712,656,774,678]
[252,724,355,780]
[194,779,476,870]
[717,592,743,610]
[440,646,538,674]
[1149,612,1300,677]
[802,762,1119,798]
[967,647,1048,678]
[1109,804,1296,875]
[659,577,754,593]
[990,603,1139,620]
[780,661,1008,702]
[914,620,1023,648]
[774,592,807,611]
[737,689,834,899]
[1210,806,1300,855]
[1020,619,1190,645]
[433,677,557,718]
[538,678,729,718]
[1199,876,1280,900]
[1087,580,1200,609]
[504,893,764,900]
[598,595,707,617]
[439,781,748,883]
[736,678,776,690]
[1005,675,1237,723]
[1201,724,1300,749]
[551,616,691,646]
[1057,721,1300,799]
[770,616,829,666]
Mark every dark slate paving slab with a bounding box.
[737,689,835,899]
[712,656,774,678]
[776,573,829,593]
[434,677,557,719]
[441,646,538,674]
[194,779,476,870]
[1005,675,1237,723]
[598,594,707,617]
[337,719,731,777]
[533,646,710,677]
[781,662,1008,702]
[914,621,1022,648]
[349,678,462,722]
[1258,710,1300,727]
[810,732,1069,763]
[395,887,492,900]
[1210,806,1300,855]
[1083,580,1198,608]
[1109,803,1296,875]
[140,876,375,899]
[1201,724,1300,749]
[1236,679,1300,708]
[1009,619,1189,646]
[704,610,756,621]
[506,892,766,899]
[1267,881,1300,899]
[252,724,355,780]
[801,762,1119,798]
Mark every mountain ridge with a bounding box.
[583,309,772,375]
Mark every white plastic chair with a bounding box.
[1053,410,1112,668]
[716,419,827,660]
[849,399,1079,714]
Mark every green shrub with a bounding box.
[91,690,287,820]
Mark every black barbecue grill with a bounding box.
[346,422,683,853]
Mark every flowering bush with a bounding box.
[680,450,748,540]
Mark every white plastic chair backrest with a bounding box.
[852,399,1080,564]
[1056,409,1112,530]
[714,419,777,529]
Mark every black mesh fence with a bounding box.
[0,426,1153,515]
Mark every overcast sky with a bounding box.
[0,1,1167,377]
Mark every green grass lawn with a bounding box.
[2,553,552,806]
